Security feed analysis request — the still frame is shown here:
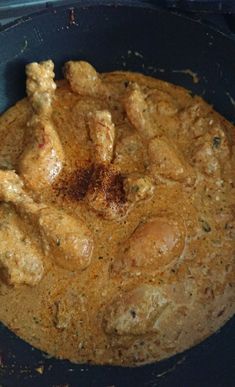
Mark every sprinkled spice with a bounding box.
[56,164,94,200]
[55,163,126,209]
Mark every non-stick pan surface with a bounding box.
[0,1,234,386]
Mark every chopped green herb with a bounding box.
[0,159,13,170]
[212,239,220,245]
[56,238,61,246]
[0,251,11,260]
[131,185,140,193]
[200,220,211,232]
[130,309,136,318]
[33,316,40,324]
[212,136,221,149]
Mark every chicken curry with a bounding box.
[0,60,234,365]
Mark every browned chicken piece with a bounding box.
[124,174,154,202]
[18,60,64,192]
[124,83,156,139]
[88,110,115,163]
[0,206,44,286]
[86,164,126,220]
[103,285,168,335]
[112,217,185,275]
[0,170,94,272]
[148,137,195,185]
[64,61,106,97]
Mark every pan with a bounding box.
[0,1,234,386]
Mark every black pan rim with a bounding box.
[0,0,235,46]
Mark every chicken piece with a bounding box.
[148,137,194,184]
[64,61,105,97]
[124,174,154,202]
[71,98,107,145]
[0,170,94,272]
[18,60,64,192]
[0,206,44,286]
[156,99,178,116]
[179,100,209,137]
[192,142,221,177]
[38,207,93,271]
[0,169,24,203]
[124,83,156,139]
[147,87,179,115]
[88,110,115,163]
[103,285,168,335]
[103,280,197,344]
[86,164,126,220]
[26,60,56,115]
[112,217,185,275]
[192,130,230,177]
[19,117,64,192]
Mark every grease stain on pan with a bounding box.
[145,66,165,73]
[56,8,79,33]
[127,50,144,59]
[33,26,44,44]
[20,38,28,54]
[121,50,200,84]
[145,355,186,386]
[172,69,199,84]
[226,91,235,107]
[0,37,28,64]
[156,356,186,378]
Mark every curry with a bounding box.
[0,60,234,366]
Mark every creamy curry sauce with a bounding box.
[0,60,234,366]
